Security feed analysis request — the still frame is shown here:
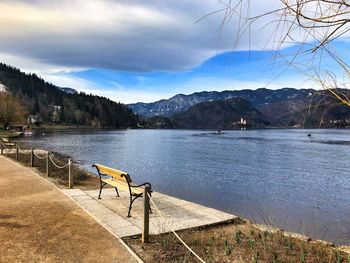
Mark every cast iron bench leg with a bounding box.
[127,197,136,217]
[98,182,107,199]
[114,187,120,197]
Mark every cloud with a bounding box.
[42,72,176,103]
[47,73,319,104]
[0,0,346,104]
[0,52,85,74]
[37,45,338,104]
[0,0,284,72]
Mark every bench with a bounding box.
[92,163,152,217]
[0,138,16,151]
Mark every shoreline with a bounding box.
[1,152,350,262]
[1,145,349,246]
[14,124,350,131]
[2,134,348,248]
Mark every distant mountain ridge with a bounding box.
[141,88,350,129]
[128,88,315,118]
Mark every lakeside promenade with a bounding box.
[0,156,137,262]
[1,150,350,262]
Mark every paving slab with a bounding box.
[64,187,237,238]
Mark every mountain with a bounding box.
[58,87,78,95]
[128,88,315,118]
[0,63,139,128]
[258,99,308,126]
[141,88,350,129]
[172,98,268,129]
[259,92,350,128]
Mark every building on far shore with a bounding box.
[51,105,62,122]
[232,117,247,128]
[27,115,40,124]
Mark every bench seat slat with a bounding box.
[101,178,143,195]
[94,163,132,183]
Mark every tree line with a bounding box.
[0,63,139,128]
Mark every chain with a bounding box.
[49,155,70,169]
[33,150,47,160]
[147,193,206,263]
[17,145,30,154]
[1,140,8,149]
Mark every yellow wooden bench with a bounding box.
[92,163,152,217]
[1,138,16,148]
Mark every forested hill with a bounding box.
[172,98,268,129]
[0,63,139,128]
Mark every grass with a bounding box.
[125,219,349,263]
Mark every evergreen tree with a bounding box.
[0,63,139,128]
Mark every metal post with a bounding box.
[46,152,50,177]
[142,186,150,243]
[16,144,19,160]
[31,148,34,167]
[0,141,3,155]
[68,159,73,189]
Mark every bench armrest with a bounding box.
[130,182,152,192]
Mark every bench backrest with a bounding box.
[1,138,10,143]
[93,163,132,183]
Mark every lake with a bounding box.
[19,129,350,244]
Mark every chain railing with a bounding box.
[145,191,206,263]
[0,139,73,189]
[33,149,47,160]
[138,185,206,262]
[49,154,70,169]
[2,139,204,260]
[17,145,29,154]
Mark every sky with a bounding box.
[0,0,349,103]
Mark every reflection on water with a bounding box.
[20,129,350,244]
[312,140,350,145]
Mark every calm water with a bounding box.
[20,129,350,244]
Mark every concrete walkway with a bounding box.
[0,156,137,263]
[63,188,237,238]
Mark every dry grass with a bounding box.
[5,150,100,189]
[125,219,349,263]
